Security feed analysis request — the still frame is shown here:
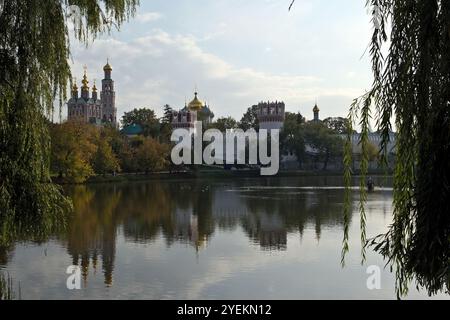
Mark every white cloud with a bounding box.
[136,12,162,23]
[69,29,365,123]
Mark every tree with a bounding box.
[117,138,139,173]
[160,104,173,143]
[50,121,99,183]
[339,0,450,297]
[0,0,139,243]
[280,112,306,166]
[93,137,120,175]
[209,117,238,132]
[303,122,343,170]
[239,105,260,131]
[323,117,352,134]
[161,104,174,124]
[122,108,160,138]
[135,137,170,173]
[285,112,306,126]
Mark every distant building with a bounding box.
[121,124,143,138]
[256,101,286,131]
[312,103,320,123]
[67,61,117,126]
[172,92,214,130]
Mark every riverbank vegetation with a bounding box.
[48,110,363,184]
[0,0,140,246]
[50,121,170,183]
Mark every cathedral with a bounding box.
[172,91,215,129]
[67,61,117,126]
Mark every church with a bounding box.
[172,91,215,129]
[67,61,117,126]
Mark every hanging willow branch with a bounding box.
[342,0,450,298]
[0,0,139,245]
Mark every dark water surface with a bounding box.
[0,176,447,299]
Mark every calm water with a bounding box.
[0,176,448,299]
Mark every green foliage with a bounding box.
[157,104,173,143]
[161,104,174,124]
[280,112,306,165]
[122,108,160,138]
[343,0,450,297]
[51,121,98,183]
[239,105,260,131]
[135,137,170,173]
[93,137,120,175]
[209,117,238,132]
[303,122,344,170]
[50,122,171,177]
[0,0,139,245]
[323,117,352,134]
[280,114,344,169]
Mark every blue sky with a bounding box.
[69,0,374,122]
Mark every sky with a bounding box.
[68,0,374,123]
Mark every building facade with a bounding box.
[256,101,286,131]
[172,91,214,130]
[67,61,117,126]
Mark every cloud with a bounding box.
[69,29,364,123]
[136,12,162,23]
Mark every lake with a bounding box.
[0,176,447,299]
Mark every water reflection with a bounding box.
[52,177,375,286]
[2,176,415,299]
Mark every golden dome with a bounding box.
[313,104,320,113]
[72,80,78,92]
[81,71,89,90]
[103,61,112,71]
[188,92,203,111]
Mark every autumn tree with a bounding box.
[135,137,169,173]
[50,121,99,183]
[93,133,120,175]
[0,0,139,242]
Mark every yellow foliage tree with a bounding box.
[50,121,99,183]
[135,137,170,173]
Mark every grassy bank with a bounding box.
[52,166,393,185]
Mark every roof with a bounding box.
[121,124,143,136]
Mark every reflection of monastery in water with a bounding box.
[57,179,357,286]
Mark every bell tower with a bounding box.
[100,60,117,125]
[313,103,320,122]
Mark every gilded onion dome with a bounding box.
[313,103,320,113]
[188,92,203,112]
[81,71,89,90]
[72,80,78,93]
[103,61,112,71]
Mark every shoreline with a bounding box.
[53,169,393,185]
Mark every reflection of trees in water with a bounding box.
[61,185,122,287]
[60,178,355,286]
[239,183,348,250]
[0,273,15,300]
[0,245,14,266]
[62,181,216,285]
[119,181,215,250]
